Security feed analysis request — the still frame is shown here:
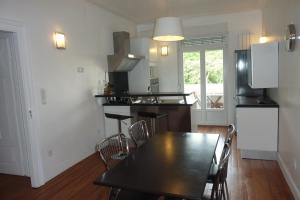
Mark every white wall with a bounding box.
[0,0,136,185]
[262,0,300,198]
[136,10,262,123]
[157,42,180,92]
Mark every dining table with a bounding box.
[94,131,220,200]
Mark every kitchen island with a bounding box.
[95,92,196,136]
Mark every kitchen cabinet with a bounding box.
[103,106,131,137]
[248,42,278,88]
[236,107,278,160]
[128,38,159,92]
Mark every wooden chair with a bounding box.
[207,143,232,200]
[213,124,236,164]
[128,120,150,148]
[164,143,232,200]
[225,124,236,145]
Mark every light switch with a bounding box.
[40,88,47,105]
[0,130,2,140]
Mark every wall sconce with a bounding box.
[161,46,168,56]
[285,24,296,52]
[53,32,66,49]
[259,36,269,44]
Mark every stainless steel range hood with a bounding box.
[107,32,144,72]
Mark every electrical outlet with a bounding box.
[77,67,84,73]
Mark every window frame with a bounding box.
[179,43,227,111]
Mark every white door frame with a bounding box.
[178,42,229,126]
[0,18,45,187]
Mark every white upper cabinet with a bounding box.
[248,42,278,88]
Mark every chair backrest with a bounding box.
[218,143,232,182]
[128,120,150,148]
[96,134,129,170]
[225,123,236,145]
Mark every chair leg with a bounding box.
[211,183,215,199]
[225,180,230,200]
[108,188,114,200]
[151,118,156,136]
[221,183,225,200]
[109,188,121,200]
[166,115,169,131]
[213,153,217,164]
[212,182,219,200]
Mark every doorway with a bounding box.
[0,19,44,188]
[180,37,228,127]
[0,30,29,176]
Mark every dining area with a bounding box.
[94,115,236,200]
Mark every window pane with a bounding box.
[183,52,201,107]
[205,50,224,109]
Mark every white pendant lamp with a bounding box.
[153,17,184,42]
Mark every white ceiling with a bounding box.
[88,0,267,24]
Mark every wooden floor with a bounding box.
[0,126,294,200]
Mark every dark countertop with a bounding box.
[96,92,196,106]
[102,99,197,106]
[95,92,192,98]
[236,96,279,108]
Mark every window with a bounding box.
[183,52,201,107]
[183,47,224,110]
[205,49,224,109]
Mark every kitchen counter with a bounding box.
[95,92,196,106]
[102,99,197,106]
[236,96,279,108]
[95,92,192,97]
[97,92,196,133]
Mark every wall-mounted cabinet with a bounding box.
[248,42,278,88]
[128,38,159,92]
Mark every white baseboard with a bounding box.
[277,154,300,200]
[240,149,277,160]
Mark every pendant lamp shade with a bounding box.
[153,17,184,42]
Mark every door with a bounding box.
[0,31,26,175]
[181,43,227,127]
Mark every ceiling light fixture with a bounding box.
[259,36,268,44]
[153,17,184,42]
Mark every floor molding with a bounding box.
[278,153,300,200]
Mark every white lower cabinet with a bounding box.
[236,107,278,160]
[103,106,131,137]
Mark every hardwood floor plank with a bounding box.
[0,126,294,200]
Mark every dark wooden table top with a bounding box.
[94,132,219,200]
